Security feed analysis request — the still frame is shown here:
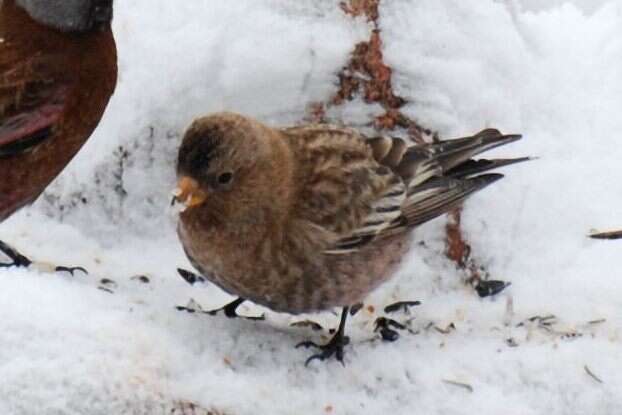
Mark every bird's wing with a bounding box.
[0,46,71,157]
[294,127,526,255]
[284,125,408,255]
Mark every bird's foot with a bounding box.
[296,331,351,366]
[297,307,351,366]
[0,240,87,275]
[0,240,32,268]
[374,317,407,342]
[206,297,265,321]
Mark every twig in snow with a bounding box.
[434,322,456,334]
[517,314,557,328]
[442,379,474,393]
[170,400,226,415]
[584,365,604,384]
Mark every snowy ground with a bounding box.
[1,1,621,414]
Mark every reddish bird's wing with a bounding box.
[0,49,71,157]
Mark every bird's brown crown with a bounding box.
[176,113,267,198]
[15,0,113,32]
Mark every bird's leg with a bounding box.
[0,240,87,275]
[296,306,351,366]
[206,297,265,321]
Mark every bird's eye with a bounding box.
[217,172,233,185]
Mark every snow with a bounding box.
[1,0,621,414]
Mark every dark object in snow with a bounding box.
[174,113,526,364]
[0,240,31,268]
[379,327,399,342]
[171,400,226,415]
[349,302,364,315]
[291,320,324,331]
[176,305,196,313]
[384,300,421,313]
[475,280,511,297]
[432,322,456,334]
[589,229,622,240]
[374,317,407,342]
[297,307,351,366]
[131,275,150,284]
[584,365,604,384]
[177,268,206,285]
[375,317,407,331]
[0,0,117,267]
[442,379,474,393]
[517,314,557,328]
[205,297,265,321]
[99,278,116,287]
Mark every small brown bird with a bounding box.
[174,112,526,364]
[0,0,117,269]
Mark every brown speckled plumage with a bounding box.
[176,113,525,316]
[0,0,117,221]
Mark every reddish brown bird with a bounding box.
[0,0,117,269]
[174,112,526,364]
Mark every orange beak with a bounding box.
[173,176,208,209]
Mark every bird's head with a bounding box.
[174,113,271,212]
[16,0,113,32]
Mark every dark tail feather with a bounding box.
[393,173,504,229]
[396,130,523,183]
[447,156,532,178]
[423,130,522,171]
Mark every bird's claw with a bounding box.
[0,240,32,268]
[297,334,350,366]
[374,317,407,342]
[55,265,88,275]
